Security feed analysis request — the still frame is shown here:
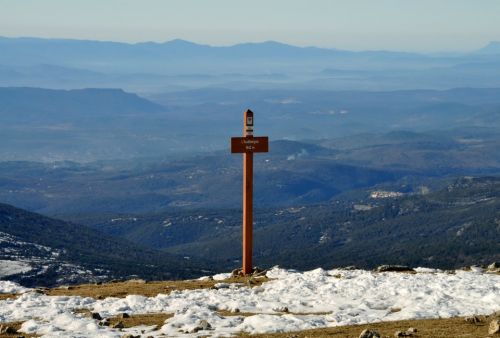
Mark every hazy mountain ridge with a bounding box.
[477,41,500,54]
[2,86,500,162]
[2,37,500,91]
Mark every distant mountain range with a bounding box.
[2,37,500,91]
[0,202,212,286]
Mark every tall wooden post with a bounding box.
[231,109,268,275]
[242,110,254,275]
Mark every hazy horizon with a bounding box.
[2,0,500,53]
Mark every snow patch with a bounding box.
[0,260,32,278]
[0,267,498,337]
[0,280,31,294]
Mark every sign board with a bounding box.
[231,136,269,153]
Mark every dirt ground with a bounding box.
[44,275,268,299]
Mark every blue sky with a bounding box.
[1,0,499,52]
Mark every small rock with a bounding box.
[6,327,17,334]
[489,319,500,335]
[99,318,110,326]
[198,319,212,330]
[359,329,381,338]
[407,327,417,333]
[375,265,416,273]
[487,262,500,273]
[190,320,212,333]
[111,321,125,329]
[394,330,411,337]
[488,262,500,270]
[91,312,102,320]
[246,277,257,285]
[253,269,268,277]
[273,306,289,313]
[0,325,17,334]
[231,268,242,277]
[119,313,130,319]
[465,315,482,324]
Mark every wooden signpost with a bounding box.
[231,109,269,275]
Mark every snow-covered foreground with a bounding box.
[1,267,499,337]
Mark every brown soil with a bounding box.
[73,309,173,330]
[0,294,18,301]
[108,313,173,330]
[44,275,268,299]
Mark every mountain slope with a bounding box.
[85,176,500,270]
[0,87,165,120]
[0,87,170,161]
[0,203,212,286]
